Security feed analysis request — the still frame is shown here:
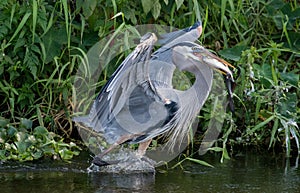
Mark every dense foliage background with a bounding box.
[0,0,299,162]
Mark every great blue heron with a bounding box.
[74,22,235,166]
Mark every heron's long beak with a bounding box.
[190,46,236,112]
[172,44,236,112]
[203,57,234,79]
[192,49,235,82]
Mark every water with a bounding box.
[0,151,299,193]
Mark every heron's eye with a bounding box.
[191,46,202,54]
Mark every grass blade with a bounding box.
[269,118,278,149]
[8,12,31,45]
[248,115,275,134]
[32,0,37,43]
[186,157,214,168]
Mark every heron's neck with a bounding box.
[188,66,213,107]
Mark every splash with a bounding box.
[87,149,156,174]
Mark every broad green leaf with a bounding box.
[0,129,7,143]
[253,63,273,88]
[34,126,49,136]
[280,72,299,87]
[151,0,161,20]
[141,0,153,14]
[59,148,74,160]
[277,92,297,118]
[0,150,7,160]
[82,0,97,18]
[32,150,43,159]
[15,132,28,142]
[20,118,33,130]
[218,45,247,61]
[26,135,36,144]
[175,0,184,10]
[0,117,9,127]
[7,126,17,137]
[15,141,28,154]
[42,27,67,63]
[288,31,300,51]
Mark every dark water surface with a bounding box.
[0,151,299,193]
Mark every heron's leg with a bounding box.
[97,134,136,158]
[93,134,140,166]
[137,139,152,157]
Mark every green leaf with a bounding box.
[34,126,49,136]
[151,0,161,20]
[186,157,214,168]
[253,63,273,88]
[82,0,97,18]
[20,118,33,130]
[59,148,74,160]
[32,150,43,159]
[42,27,67,63]
[218,45,247,61]
[280,72,299,87]
[24,47,39,79]
[141,0,153,14]
[15,132,28,142]
[207,147,223,152]
[13,38,26,53]
[175,0,184,10]
[15,141,28,154]
[221,147,230,163]
[269,118,279,149]
[277,92,297,118]
[249,115,275,134]
[8,12,31,45]
[7,126,17,137]
[0,129,7,143]
[0,150,7,160]
[0,117,9,127]
[32,0,37,43]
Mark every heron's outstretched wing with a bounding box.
[153,21,202,63]
[158,21,202,46]
[74,33,164,137]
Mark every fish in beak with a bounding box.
[191,45,236,112]
[190,45,234,80]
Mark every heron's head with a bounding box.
[140,32,157,43]
[172,42,236,112]
[172,42,235,81]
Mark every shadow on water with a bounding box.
[0,150,299,193]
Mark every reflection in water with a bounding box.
[154,152,300,193]
[0,169,155,193]
[0,151,299,193]
[90,172,155,192]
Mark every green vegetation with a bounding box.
[0,117,80,161]
[0,0,299,163]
